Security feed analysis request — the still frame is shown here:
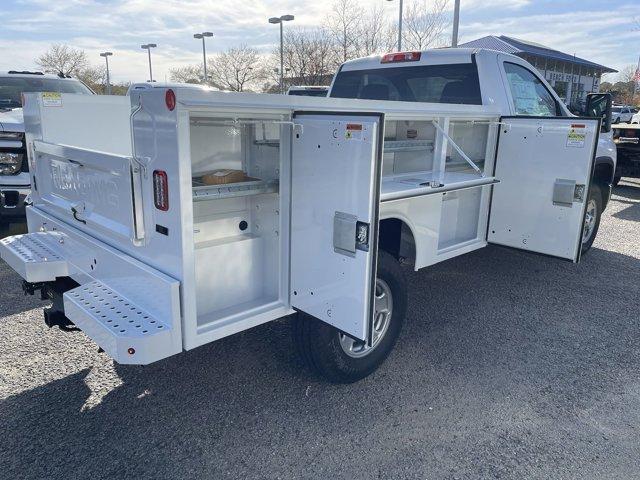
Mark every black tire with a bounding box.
[581,183,602,254]
[613,175,622,187]
[293,251,407,383]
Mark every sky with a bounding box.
[0,0,639,84]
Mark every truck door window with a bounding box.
[503,62,558,116]
[330,64,482,105]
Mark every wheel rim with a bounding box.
[339,278,393,358]
[582,198,597,244]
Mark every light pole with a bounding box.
[269,14,294,93]
[452,0,460,47]
[194,32,213,84]
[99,51,113,95]
[140,43,157,82]
[386,0,403,51]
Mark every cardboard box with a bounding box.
[199,169,253,185]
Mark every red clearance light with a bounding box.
[165,89,176,111]
[153,170,169,211]
[381,51,422,63]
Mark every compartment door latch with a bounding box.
[553,179,586,206]
[333,211,370,257]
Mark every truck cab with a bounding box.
[328,48,617,251]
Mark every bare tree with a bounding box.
[36,44,90,77]
[357,4,397,56]
[326,0,363,63]
[275,27,338,90]
[209,45,267,92]
[617,65,637,83]
[35,44,109,93]
[76,65,107,92]
[169,65,204,84]
[402,0,450,51]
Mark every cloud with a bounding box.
[0,0,638,83]
[460,5,640,72]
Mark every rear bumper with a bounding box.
[0,186,30,221]
[0,207,183,365]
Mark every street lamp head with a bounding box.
[280,14,294,22]
[202,32,213,37]
[100,52,113,57]
[148,43,157,48]
[193,33,203,39]
[268,17,281,24]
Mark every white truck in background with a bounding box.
[0,71,93,229]
[0,48,615,383]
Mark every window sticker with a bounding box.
[42,92,62,107]
[567,124,586,148]
[345,123,363,140]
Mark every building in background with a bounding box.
[459,35,617,109]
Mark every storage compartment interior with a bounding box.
[444,121,490,176]
[381,117,496,254]
[438,188,483,251]
[188,116,284,327]
[381,119,492,194]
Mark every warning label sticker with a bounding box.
[42,92,62,107]
[567,124,586,148]
[345,123,363,140]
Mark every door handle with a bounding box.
[553,179,585,206]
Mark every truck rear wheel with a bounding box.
[293,251,407,383]
[581,183,602,254]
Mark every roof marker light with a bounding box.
[381,51,422,63]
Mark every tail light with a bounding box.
[153,170,169,211]
[165,89,176,111]
[381,51,422,63]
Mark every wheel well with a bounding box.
[592,159,614,208]
[378,218,415,266]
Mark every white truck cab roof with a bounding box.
[338,48,478,71]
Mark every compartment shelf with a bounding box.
[245,139,435,152]
[384,139,434,153]
[192,179,279,201]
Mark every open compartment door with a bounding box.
[488,117,600,262]
[290,112,384,342]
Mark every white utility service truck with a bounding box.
[0,49,615,383]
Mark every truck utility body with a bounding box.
[0,85,600,375]
[0,71,93,225]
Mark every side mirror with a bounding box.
[584,93,612,133]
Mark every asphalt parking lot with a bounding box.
[1,180,639,480]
